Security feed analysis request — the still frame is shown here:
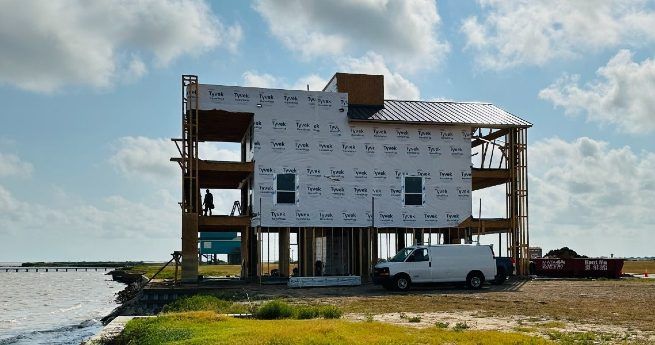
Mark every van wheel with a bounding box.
[492,268,507,285]
[393,274,411,291]
[466,271,485,289]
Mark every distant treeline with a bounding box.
[21,261,144,268]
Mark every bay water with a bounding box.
[0,264,123,344]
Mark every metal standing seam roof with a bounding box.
[347,100,532,128]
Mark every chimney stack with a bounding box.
[323,73,384,107]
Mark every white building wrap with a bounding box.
[191,84,472,228]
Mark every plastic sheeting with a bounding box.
[191,84,472,228]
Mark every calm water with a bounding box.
[0,266,123,344]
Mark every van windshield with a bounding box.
[389,248,414,262]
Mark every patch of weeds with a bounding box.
[538,321,566,329]
[295,306,320,320]
[254,301,343,320]
[162,295,234,313]
[513,326,538,333]
[434,321,449,329]
[255,300,294,320]
[399,312,407,319]
[453,322,469,332]
[407,316,421,323]
[319,305,343,319]
[364,313,374,323]
[546,330,598,344]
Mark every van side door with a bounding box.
[428,247,450,282]
[405,248,431,282]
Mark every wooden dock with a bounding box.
[2,267,114,272]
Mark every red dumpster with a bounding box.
[531,258,624,279]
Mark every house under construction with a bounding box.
[172,73,531,283]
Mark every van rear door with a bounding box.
[405,248,431,282]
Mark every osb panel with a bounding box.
[335,73,384,106]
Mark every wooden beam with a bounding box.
[458,217,511,234]
[199,215,251,232]
[472,168,510,190]
[471,128,510,148]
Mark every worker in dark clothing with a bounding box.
[203,189,214,216]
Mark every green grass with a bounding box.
[162,295,248,314]
[125,264,241,279]
[116,311,553,345]
[255,300,343,320]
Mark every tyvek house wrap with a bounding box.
[191,84,472,228]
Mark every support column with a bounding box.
[279,228,290,277]
[413,229,424,245]
[396,228,405,252]
[181,213,199,283]
[240,226,250,278]
[300,228,315,276]
[360,229,371,283]
[371,228,378,266]
[249,227,259,278]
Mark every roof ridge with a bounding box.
[384,99,493,105]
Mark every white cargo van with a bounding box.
[373,244,496,291]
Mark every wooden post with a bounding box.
[279,227,290,276]
[181,213,199,283]
[396,228,405,251]
[371,227,378,266]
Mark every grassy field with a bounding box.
[622,260,655,274]
[116,311,551,345]
[126,264,241,279]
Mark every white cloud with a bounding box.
[338,52,420,100]
[472,136,654,257]
[242,71,279,89]
[462,0,655,69]
[253,0,449,72]
[242,71,328,91]
[530,137,654,256]
[0,0,242,93]
[109,136,241,184]
[0,152,33,177]
[539,50,655,134]
[199,142,241,161]
[244,53,420,100]
[109,136,178,183]
[291,74,330,91]
[0,183,179,239]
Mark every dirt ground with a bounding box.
[233,277,654,343]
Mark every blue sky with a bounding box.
[0,0,653,261]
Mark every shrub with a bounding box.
[453,322,469,331]
[162,295,232,313]
[255,300,294,320]
[295,306,320,320]
[319,305,343,319]
[408,316,421,323]
[364,313,374,323]
[435,321,449,329]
